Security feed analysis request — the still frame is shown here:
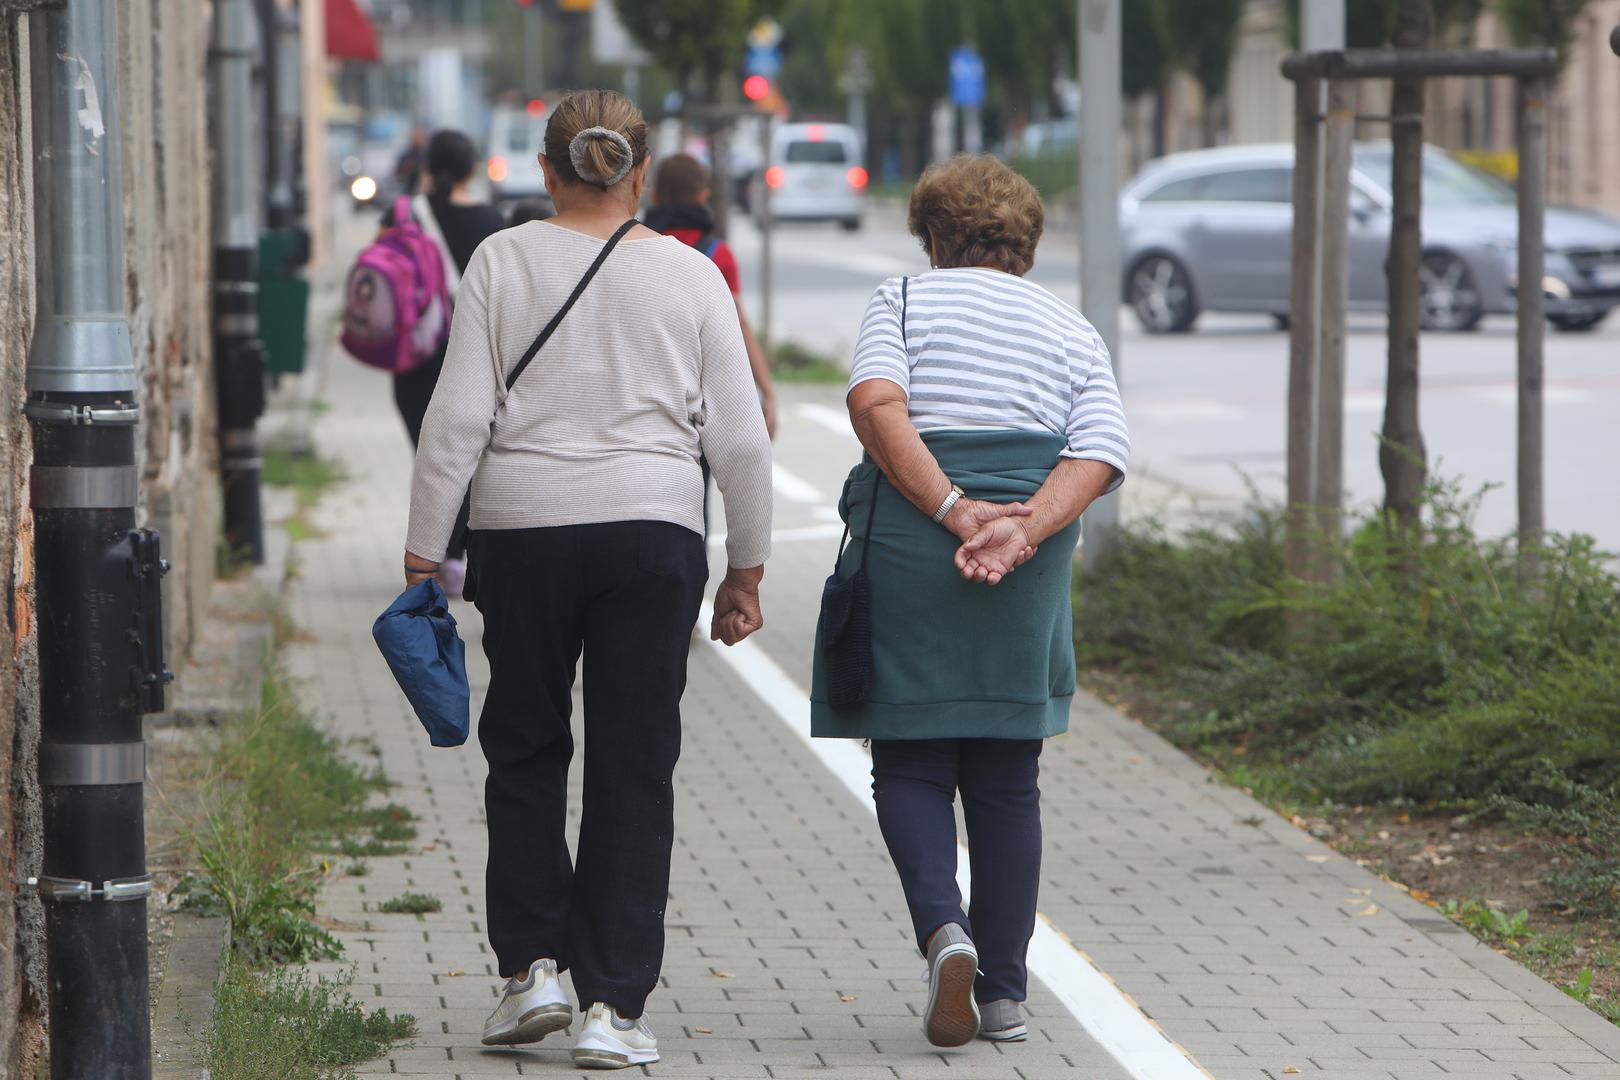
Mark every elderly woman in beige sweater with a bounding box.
[402,90,772,1070]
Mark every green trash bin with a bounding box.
[259,229,311,375]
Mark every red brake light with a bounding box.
[526,98,546,118]
[847,166,868,190]
[806,124,825,142]
[488,156,508,183]
[765,166,785,189]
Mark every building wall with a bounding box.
[0,13,45,1078]
[0,4,219,1073]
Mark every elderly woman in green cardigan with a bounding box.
[810,155,1129,1049]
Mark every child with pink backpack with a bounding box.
[341,130,504,596]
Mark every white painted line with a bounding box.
[707,523,847,550]
[772,463,825,504]
[698,610,1211,1080]
[1130,399,1244,422]
[794,402,858,440]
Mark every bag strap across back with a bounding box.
[831,275,908,577]
[504,218,639,392]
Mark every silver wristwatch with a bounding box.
[932,484,965,524]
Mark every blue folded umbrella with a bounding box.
[372,578,469,747]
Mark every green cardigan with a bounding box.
[810,429,1080,741]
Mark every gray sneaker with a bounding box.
[977,998,1028,1042]
[923,923,980,1047]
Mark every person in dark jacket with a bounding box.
[385,129,504,597]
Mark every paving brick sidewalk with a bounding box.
[284,352,1620,1080]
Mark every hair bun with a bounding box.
[569,126,634,187]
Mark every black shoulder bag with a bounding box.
[819,276,907,711]
[461,218,639,603]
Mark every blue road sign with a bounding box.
[949,46,985,108]
[747,44,781,79]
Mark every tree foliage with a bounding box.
[614,0,785,91]
[1493,0,1593,66]
[1151,0,1246,103]
[1123,0,1170,100]
[1281,0,1484,47]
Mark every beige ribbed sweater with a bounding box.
[405,220,773,568]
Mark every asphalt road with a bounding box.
[727,205,1620,550]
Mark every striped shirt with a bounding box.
[849,268,1129,488]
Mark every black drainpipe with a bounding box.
[24,2,170,1078]
[214,0,267,565]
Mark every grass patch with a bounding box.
[376,893,442,915]
[343,862,369,877]
[263,447,344,507]
[202,964,415,1080]
[770,341,848,384]
[264,446,344,543]
[1076,476,1620,1009]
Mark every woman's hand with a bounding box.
[711,564,765,646]
[955,519,1036,585]
[404,550,440,590]
[941,497,1032,545]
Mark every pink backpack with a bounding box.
[341,195,455,373]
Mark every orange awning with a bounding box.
[326,0,379,63]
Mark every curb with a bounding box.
[150,916,226,1080]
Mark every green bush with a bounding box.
[1075,478,1620,814]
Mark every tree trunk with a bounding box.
[1380,0,1432,536]
[1152,81,1167,157]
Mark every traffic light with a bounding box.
[743,75,770,102]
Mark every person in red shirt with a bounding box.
[646,154,777,437]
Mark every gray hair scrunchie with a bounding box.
[569,126,634,187]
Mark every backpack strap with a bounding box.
[697,233,721,260]
[504,218,640,393]
[412,193,462,294]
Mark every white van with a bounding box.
[486,104,551,209]
[766,122,865,231]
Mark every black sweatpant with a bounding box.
[869,738,1043,1004]
[472,521,707,1018]
[393,352,469,560]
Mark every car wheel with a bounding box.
[840,218,862,232]
[1128,255,1199,334]
[1419,251,1484,332]
[1548,311,1608,332]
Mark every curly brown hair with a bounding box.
[908,155,1044,276]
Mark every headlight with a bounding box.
[350,175,378,202]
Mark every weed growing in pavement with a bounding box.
[263,446,344,507]
[179,671,404,964]
[1443,900,1533,946]
[1563,970,1620,1024]
[201,964,415,1080]
[343,862,369,877]
[376,893,442,915]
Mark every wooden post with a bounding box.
[1314,77,1355,579]
[1284,75,1322,583]
[1516,75,1547,579]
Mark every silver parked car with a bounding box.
[1121,143,1620,334]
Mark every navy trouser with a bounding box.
[870,738,1043,1004]
[472,521,707,1018]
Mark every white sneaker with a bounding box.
[573,1002,659,1069]
[480,958,572,1046]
